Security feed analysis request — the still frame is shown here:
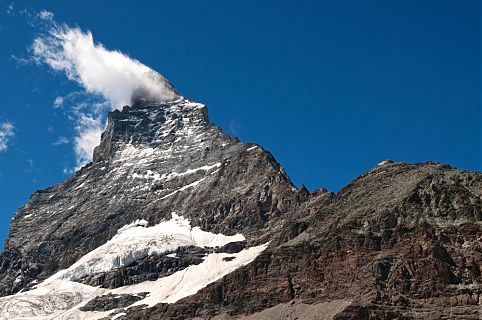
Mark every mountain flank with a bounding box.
[0,96,480,320]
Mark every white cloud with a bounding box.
[63,167,74,175]
[31,17,181,168]
[10,54,30,66]
[53,96,63,108]
[38,10,53,21]
[0,122,15,152]
[53,136,69,146]
[32,24,179,109]
[73,109,104,169]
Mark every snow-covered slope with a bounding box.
[0,214,267,320]
[46,213,245,282]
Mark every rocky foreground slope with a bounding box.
[0,94,480,319]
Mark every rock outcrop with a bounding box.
[122,162,482,320]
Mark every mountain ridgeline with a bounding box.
[0,91,481,320]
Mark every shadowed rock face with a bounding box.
[79,293,148,312]
[120,163,482,320]
[0,96,481,320]
[0,98,302,297]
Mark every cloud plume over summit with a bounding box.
[30,13,180,168]
[32,24,179,109]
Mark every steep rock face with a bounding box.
[121,162,482,320]
[0,98,302,297]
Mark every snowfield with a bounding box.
[46,213,245,282]
[0,214,267,320]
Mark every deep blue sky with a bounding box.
[0,0,480,249]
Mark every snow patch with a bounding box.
[112,244,268,306]
[74,182,86,190]
[112,312,126,319]
[166,163,221,179]
[0,214,265,320]
[130,163,221,184]
[377,160,394,167]
[160,177,208,200]
[45,213,244,283]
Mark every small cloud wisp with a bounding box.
[0,122,15,152]
[53,96,63,108]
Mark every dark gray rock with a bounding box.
[80,293,148,311]
[78,246,208,288]
[119,162,482,320]
[0,98,301,296]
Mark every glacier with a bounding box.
[0,214,267,320]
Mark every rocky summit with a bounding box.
[0,89,480,319]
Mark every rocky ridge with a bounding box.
[123,162,482,320]
[0,91,480,319]
[0,97,302,298]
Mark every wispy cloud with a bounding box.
[70,101,107,167]
[74,113,104,168]
[38,10,53,21]
[53,136,69,146]
[30,11,180,168]
[31,18,179,109]
[0,122,15,152]
[63,167,74,175]
[10,54,30,66]
[229,118,241,138]
[53,96,63,108]
[6,3,14,15]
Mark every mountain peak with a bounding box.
[92,98,209,163]
[130,74,181,108]
[2,83,481,319]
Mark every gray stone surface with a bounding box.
[121,162,482,320]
